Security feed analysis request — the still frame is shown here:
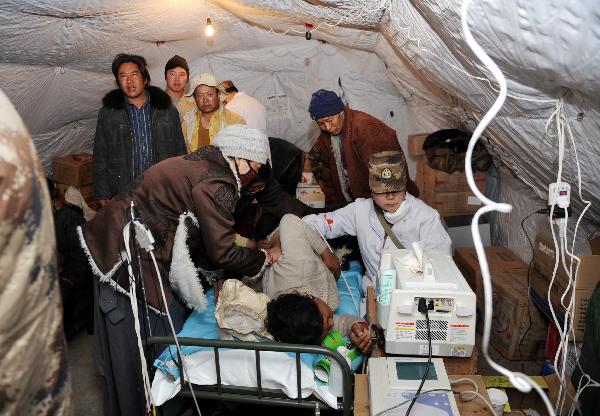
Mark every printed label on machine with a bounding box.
[419,344,440,355]
[450,346,466,357]
[447,324,469,343]
[393,322,416,340]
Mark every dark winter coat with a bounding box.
[93,85,186,199]
[310,107,418,209]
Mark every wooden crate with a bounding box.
[52,153,93,186]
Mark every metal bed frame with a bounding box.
[147,336,354,415]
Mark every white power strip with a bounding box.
[548,182,571,209]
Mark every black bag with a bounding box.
[423,129,492,173]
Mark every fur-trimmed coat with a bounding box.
[310,107,418,209]
[93,85,186,199]
[80,146,309,312]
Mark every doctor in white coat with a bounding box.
[303,150,451,289]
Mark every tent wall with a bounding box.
[0,0,598,257]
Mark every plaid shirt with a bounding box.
[126,94,155,177]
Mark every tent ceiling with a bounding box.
[0,0,598,238]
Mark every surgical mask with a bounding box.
[383,200,409,224]
[235,160,267,196]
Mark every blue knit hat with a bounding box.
[308,89,344,120]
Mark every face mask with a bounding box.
[383,200,409,224]
[235,160,263,195]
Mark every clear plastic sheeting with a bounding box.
[0,0,598,237]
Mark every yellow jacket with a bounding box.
[177,97,246,153]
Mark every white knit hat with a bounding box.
[213,124,271,165]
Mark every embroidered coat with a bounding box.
[79,146,309,311]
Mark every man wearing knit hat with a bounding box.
[303,150,450,291]
[79,124,310,415]
[307,89,418,209]
[164,54,189,107]
[177,72,245,153]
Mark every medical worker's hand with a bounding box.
[350,322,372,354]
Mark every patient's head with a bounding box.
[266,293,334,345]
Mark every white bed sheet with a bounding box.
[151,348,338,408]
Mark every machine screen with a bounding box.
[395,362,438,380]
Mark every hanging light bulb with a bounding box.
[205,18,214,37]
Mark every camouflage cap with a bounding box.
[368,150,407,193]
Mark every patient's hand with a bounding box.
[321,249,341,279]
[350,322,372,354]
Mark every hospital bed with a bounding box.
[148,262,365,415]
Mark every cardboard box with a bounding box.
[415,157,425,192]
[296,186,325,209]
[444,346,478,375]
[529,233,600,340]
[454,246,528,291]
[422,189,482,217]
[422,162,486,193]
[482,270,547,360]
[52,153,93,186]
[407,133,429,157]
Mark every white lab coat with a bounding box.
[303,194,452,286]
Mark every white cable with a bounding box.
[148,250,203,416]
[316,231,361,315]
[450,377,497,416]
[122,202,202,415]
[122,221,154,411]
[460,1,555,414]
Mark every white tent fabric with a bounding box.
[0,0,597,256]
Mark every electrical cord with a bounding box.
[405,298,432,416]
[317,230,360,314]
[450,377,497,416]
[517,210,538,362]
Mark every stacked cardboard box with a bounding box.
[296,154,325,209]
[407,133,487,216]
[529,233,600,341]
[419,161,487,216]
[454,246,527,293]
[52,153,95,205]
[407,133,428,157]
[455,246,547,359]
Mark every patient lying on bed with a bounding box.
[260,213,370,352]
[266,293,371,353]
[219,213,370,352]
